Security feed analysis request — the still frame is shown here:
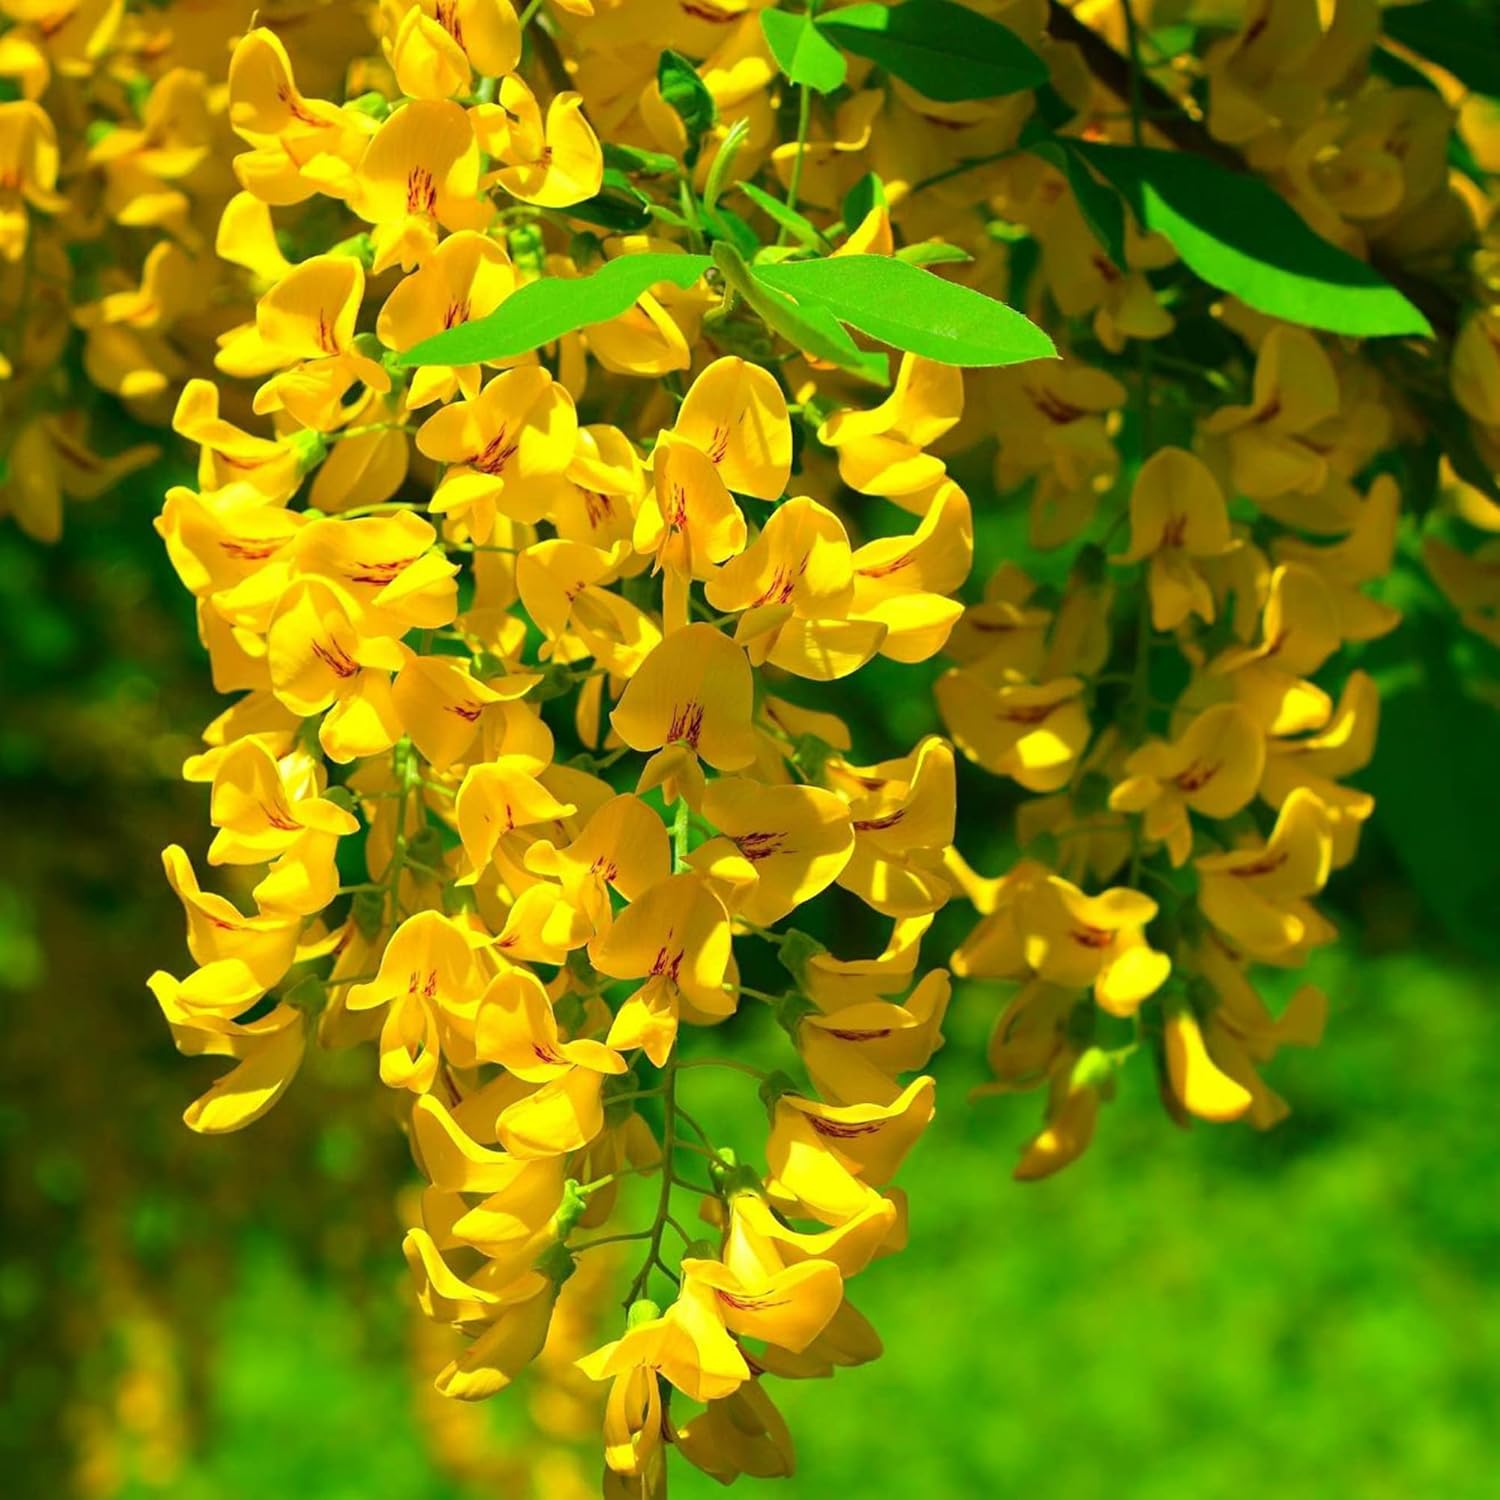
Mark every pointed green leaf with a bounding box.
[753,254,1057,368]
[761,8,848,93]
[712,242,889,384]
[737,180,832,251]
[1072,142,1433,339]
[399,253,712,366]
[659,50,716,165]
[1028,138,1127,269]
[1382,1,1500,100]
[817,0,1047,103]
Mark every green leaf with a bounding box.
[400,253,713,366]
[712,241,889,384]
[1029,138,1126,269]
[761,8,848,93]
[753,254,1057,367]
[817,0,1048,103]
[659,50,716,164]
[1072,142,1433,339]
[737,180,831,251]
[602,142,679,177]
[895,241,973,267]
[1382,0,1500,100]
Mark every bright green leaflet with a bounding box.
[737,180,831,251]
[817,0,1047,103]
[713,242,889,384]
[754,254,1057,368]
[658,50,715,164]
[399,254,712,366]
[1072,142,1433,339]
[760,8,847,93]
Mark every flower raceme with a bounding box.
[39,0,1480,1493]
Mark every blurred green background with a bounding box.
[2,467,1497,1500]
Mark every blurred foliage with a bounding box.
[3,454,1497,1498]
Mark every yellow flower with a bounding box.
[0,99,64,261]
[347,910,494,1091]
[765,1076,935,1226]
[1196,788,1337,967]
[818,354,963,502]
[243,254,391,432]
[826,736,956,917]
[417,366,579,542]
[377,230,519,408]
[265,578,406,763]
[384,0,521,101]
[690,776,855,926]
[800,970,950,1107]
[577,1288,749,1406]
[206,741,358,916]
[610,624,758,801]
[1114,446,1236,631]
[474,968,628,1156]
[1109,703,1266,867]
[588,871,735,1065]
[472,75,604,208]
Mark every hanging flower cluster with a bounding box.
[144,4,993,1490]
[22,0,1478,1492]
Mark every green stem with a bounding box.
[623,1054,679,1308]
[671,795,691,872]
[779,83,813,247]
[678,1056,768,1080]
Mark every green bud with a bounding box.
[440,882,476,917]
[626,1298,662,1330]
[758,1069,798,1115]
[283,974,327,1016]
[1071,1046,1118,1095]
[345,91,392,121]
[328,232,376,268]
[530,661,580,702]
[507,223,546,272]
[552,1180,590,1240]
[407,825,445,870]
[773,991,818,1040]
[534,1241,576,1286]
[287,427,328,475]
[682,1238,719,1260]
[324,785,357,814]
[791,732,834,781]
[776,928,826,989]
[352,332,385,363]
[352,889,386,940]
[124,74,152,117]
[708,1153,761,1198]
